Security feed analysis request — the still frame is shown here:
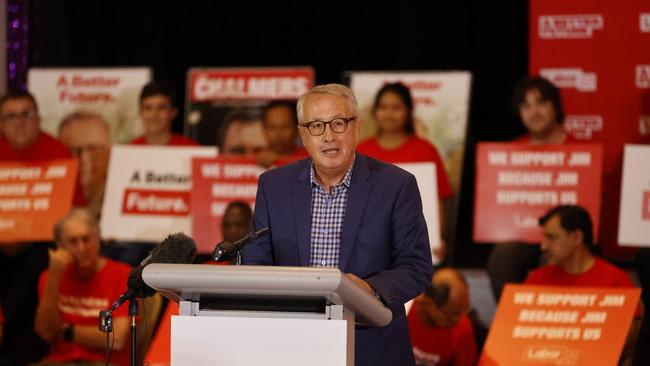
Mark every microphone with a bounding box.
[109,232,197,310]
[212,227,270,263]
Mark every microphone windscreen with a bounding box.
[128,232,197,298]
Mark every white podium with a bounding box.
[142,264,392,366]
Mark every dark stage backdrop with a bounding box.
[28,1,530,267]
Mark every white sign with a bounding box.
[396,162,440,263]
[618,144,650,247]
[101,145,217,242]
[28,67,151,143]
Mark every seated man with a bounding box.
[255,100,308,167]
[131,81,198,146]
[34,209,131,366]
[525,205,643,365]
[408,268,477,366]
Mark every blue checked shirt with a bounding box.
[309,159,354,268]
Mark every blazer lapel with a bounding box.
[339,155,372,271]
[293,159,312,266]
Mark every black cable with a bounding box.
[105,330,110,366]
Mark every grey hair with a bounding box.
[296,83,359,123]
[53,208,100,243]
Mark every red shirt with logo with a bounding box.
[38,259,132,365]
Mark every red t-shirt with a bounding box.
[356,136,453,199]
[0,131,85,206]
[525,257,634,288]
[38,259,132,365]
[130,134,199,146]
[525,257,641,317]
[512,132,580,144]
[407,303,477,366]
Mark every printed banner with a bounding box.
[184,67,314,147]
[474,143,603,243]
[480,284,641,366]
[100,145,217,242]
[0,159,78,242]
[28,67,151,143]
[191,156,266,254]
[530,0,650,257]
[618,144,650,246]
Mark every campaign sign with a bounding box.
[191,156,265,254]
[480,284,641,366]
[618,144,650,247]
[474,143,602,243]
[100,146,216,242]
[0,159,78,242]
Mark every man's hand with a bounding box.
[346,273,374,296]
[48,248,73,273]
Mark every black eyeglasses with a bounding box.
[298,116,356,136]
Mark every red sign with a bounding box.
[0,159,78,243]
[188,68,314,102]
[190,156,266,253]
[480,284,641,366]
[474,143,603,243]
[530,0,650,257]
[121,189,190,216]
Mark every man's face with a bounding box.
[59,118,111,193]
[139,95,177,137]
[222,120,268,155]
[540,215,581,266]
[0,98,41,150]
[221,206,251,243]
[264,106,298,154]
[519,89,559,138]
[57,217,101,276]
[299,94,360,179]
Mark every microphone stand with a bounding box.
[128,298,138,366]
[100,291,139,366]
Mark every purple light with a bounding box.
[12,20,19,28]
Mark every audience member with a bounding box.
[131,81,197,146]
[525,205,643,365]
[487,76,579,300]
[356,82,452,259]
[255,100,307,167]
[408,268,477,366]
[33,208,131,366]
[0,90,83,365]
[216,107,267,155]
[58,111,112,219]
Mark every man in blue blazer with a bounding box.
[243,84,434,366]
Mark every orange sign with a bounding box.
[480,284,641,366]
[0,159,78,243]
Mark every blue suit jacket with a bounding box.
[243,154,434,366]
